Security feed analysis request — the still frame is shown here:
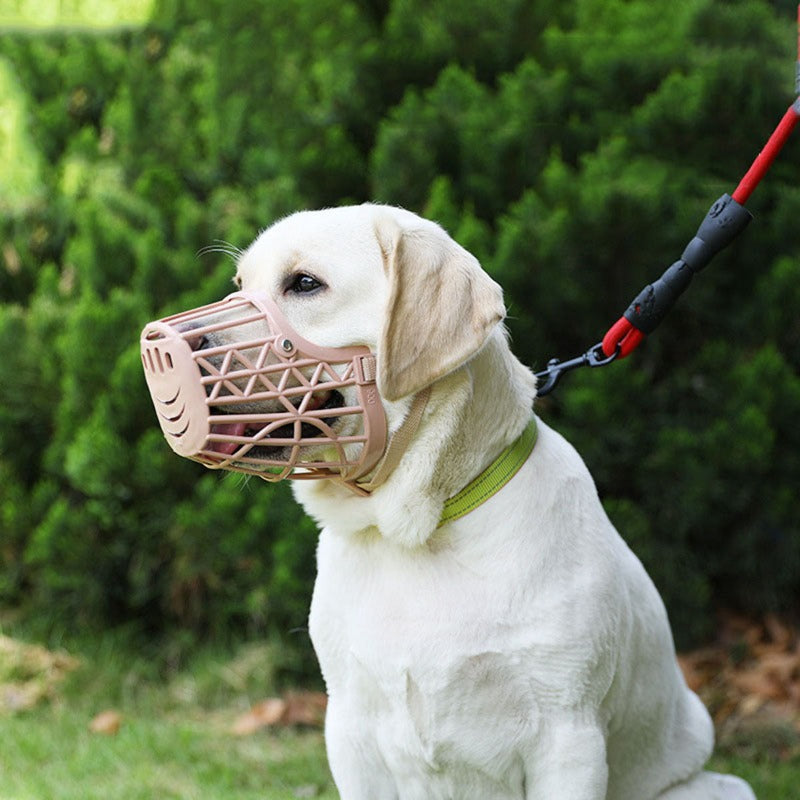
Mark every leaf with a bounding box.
[0,635,80,714]
[230,691,327,736]
[231,698,286,736]
[89,709,123,735]
[282,691,327,727]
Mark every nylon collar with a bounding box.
[438,416,538,527]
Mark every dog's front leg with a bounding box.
[324,696,399,800]
[524,714,608,800]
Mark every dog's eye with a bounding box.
[287,273,324,294]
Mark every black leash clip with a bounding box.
[535,342,620,397]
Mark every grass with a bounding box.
[0,627,337,800]
[1,710,336,799]
[0,625,798,799]
[710,754,800,799]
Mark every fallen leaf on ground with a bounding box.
[231,698,287,736]
[231,691,327,735]
[283,690,327,727]
[678,612,800,759]
[89,709,123,735]
[0,635,80,714]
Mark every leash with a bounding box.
[535,5,800,397]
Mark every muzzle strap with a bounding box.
[348,385,431,495]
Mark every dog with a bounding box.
[224,204,755,799]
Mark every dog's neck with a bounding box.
[292,328,537,548]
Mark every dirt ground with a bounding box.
[678,612,800,760]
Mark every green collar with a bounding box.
[438,417,538,527]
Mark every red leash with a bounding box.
[732,104,800,205]
[536,5,800,395]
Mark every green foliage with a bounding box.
[1,0,799,654]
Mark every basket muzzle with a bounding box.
[140,291,387,483]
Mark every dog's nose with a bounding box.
[174,321,210,351]
[186,334,209,352]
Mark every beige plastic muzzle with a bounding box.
[140,291,387,483]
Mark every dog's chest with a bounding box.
[310,530,543,780]
[345,641,536,770]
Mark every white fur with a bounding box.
[235,205,755,800]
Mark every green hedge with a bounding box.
[1,0,798,652]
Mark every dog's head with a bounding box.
[141,204,505,486]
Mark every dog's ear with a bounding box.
[375,214,505,402]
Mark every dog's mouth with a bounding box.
[207,389,346,459]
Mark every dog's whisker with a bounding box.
[197,240,244,262]
[226,471,253,491]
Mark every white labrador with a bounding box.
[233,204,755,800]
